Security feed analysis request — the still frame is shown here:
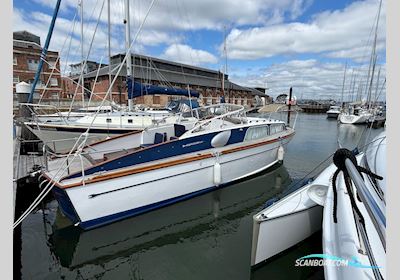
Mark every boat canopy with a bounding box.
[127,79,200,99]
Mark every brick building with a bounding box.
[13,31,62,100]
[65,53,269,108]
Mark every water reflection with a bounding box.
[46,164,291,279]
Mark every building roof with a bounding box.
[13,39,42,50]
[70,60,105,67]
[13,31,41,45]
[249,87,268,97]
[111,53,224,78]
[83,61,252,92]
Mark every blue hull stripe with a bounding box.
[52,186,81,224]
[65,127,248,180]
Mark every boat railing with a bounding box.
[19,103,71,125]
[344,158,386,249]
[184,103,246,134]
[260,105,299,129]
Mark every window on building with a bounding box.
[207,95,212,105]
[244,126,269,141]
[13,76,19,84]
[50,78,58,86]
[27,59,39,71]
[36,80,45,88]
[48,60,57,69]
[13,56,17,65]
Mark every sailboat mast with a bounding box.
[364,0,382,104]
[367,54,377,110]
[80,0,85,108]
[125,0,133,111]
[340,62,347,109]
[373,67,381,108]
[107,0,113,111]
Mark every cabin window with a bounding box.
[106,118,112,123]
[244,126,269,141]
[128,119,133,124]
[270,123,285,135]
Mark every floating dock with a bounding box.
[297,104,330,113]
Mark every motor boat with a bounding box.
[40,103,295,230]
[326,106,341,119]
[47,164,291,269]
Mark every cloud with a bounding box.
[229,59,386,101]
[224,0,386,62]
[31,0,312,31]
[162,44,218,66]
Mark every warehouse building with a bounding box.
[66,53,270,108]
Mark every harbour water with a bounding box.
[14,112,384,280]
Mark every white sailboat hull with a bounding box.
[339,113,371,124]
[25,124,125,153]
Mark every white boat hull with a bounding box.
[251,161,337,266]
[25,125,126,153]
[251,184,323,266]
[56,138,291,229]
[339,114,371,124]
[326,112,340,119]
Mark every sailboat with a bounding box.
[339,1,382,125]
[22,0,200,153]
[24,87,199,153]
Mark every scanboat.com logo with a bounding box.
[295,254,381,269]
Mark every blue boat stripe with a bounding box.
[65,127,248,180]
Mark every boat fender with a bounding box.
[307,185,328,206]
[213,162,221,186]
[277,145,284,161]
[211,130,231,148]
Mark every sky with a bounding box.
[13,0,386,101]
